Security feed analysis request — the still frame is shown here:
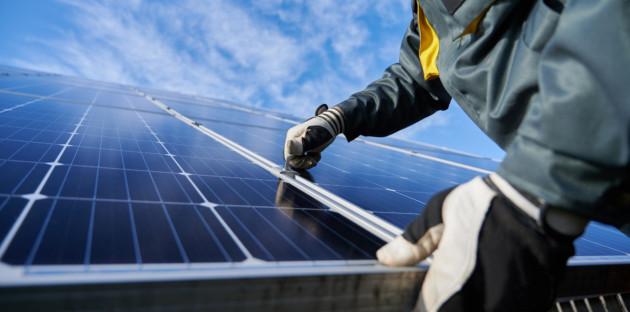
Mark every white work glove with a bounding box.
[376,227,443,267]
[283,105,345,170]
[377,173,587,312]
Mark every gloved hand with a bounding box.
[283,104,345,170]
[377,173,588,312]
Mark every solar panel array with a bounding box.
[138,86,630,262]
[1,65,629,288]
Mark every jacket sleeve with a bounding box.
[335,19,451,141]
[497,0,630,227]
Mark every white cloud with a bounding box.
[3,0,507,158]
[375,0,411,24]
[10,0,410,117]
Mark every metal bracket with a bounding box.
[280,154,298,178]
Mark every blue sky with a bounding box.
[0,0,504,160]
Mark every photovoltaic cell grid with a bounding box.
[0,65,628,287]
[0,69,383,280]
[139,90,630,261]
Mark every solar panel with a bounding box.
[1,66,629,309]
[0,68,385,277]
[148,91,630,263]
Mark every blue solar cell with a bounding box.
[166,204,242,263]
[131,202,184,264]
[327,186,426,214]
[255,207,347,260]
[12,164,49,194]
[574,223,630,256]
[364,136,502,171]
[193,176,250,205]
[33,130,71,145]
[43,122,73,134]
[227,162,272,180]
[216,206,380,261]
[32,199,92,265]
[155,98,289,130]
[2,200,52,265]
[74,135,102,149]
[59,166,98,198]
[177,156,216,176]
[121,151,147,170]
[574,238,626,256]
[90,201,137,264]
[119,138,142,152]
[99,136,121,150]
[353,173,433,193]
[373,212,419,229]
[173,175,205,203]
[224,178,276,206]
[7,128,41,142]
[124,170,160,201]
[287,208,382,259]
[307,169,383,189]
[99,149,124,169]
[216,206,309,261]
[0,79,36,91]
[30,119,58,131]
[67,147,100,167]
[0,140,26,159]
[141,153,174,172]
[96,168,128,199]
[12,142,61,163]
[0,198,26,243]
[199,159,239,177]
[56,89,100,104]
[151,172,199,203]
[397,190,434,208]
[274,181,324,209]
[0,161,39,194]
[136,141,165,155]
[196,206,247,262]
[39,166,68,196]
[7,85,67,98]
[0,125,21,139]
[1,114,20,127]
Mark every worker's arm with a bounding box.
[284,18,451,169]
[496,0,630,229]
[335,18,451,141]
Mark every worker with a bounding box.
[284,0,630,311]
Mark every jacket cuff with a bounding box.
[334,99,363,142]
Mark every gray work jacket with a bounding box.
[336,0,630,230]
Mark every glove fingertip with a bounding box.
[375,247,388,264]
[376,245,397,267]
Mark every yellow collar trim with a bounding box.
[417,3,440,80]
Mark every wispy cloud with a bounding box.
[4,0,505,158]
[10,0,410,119]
